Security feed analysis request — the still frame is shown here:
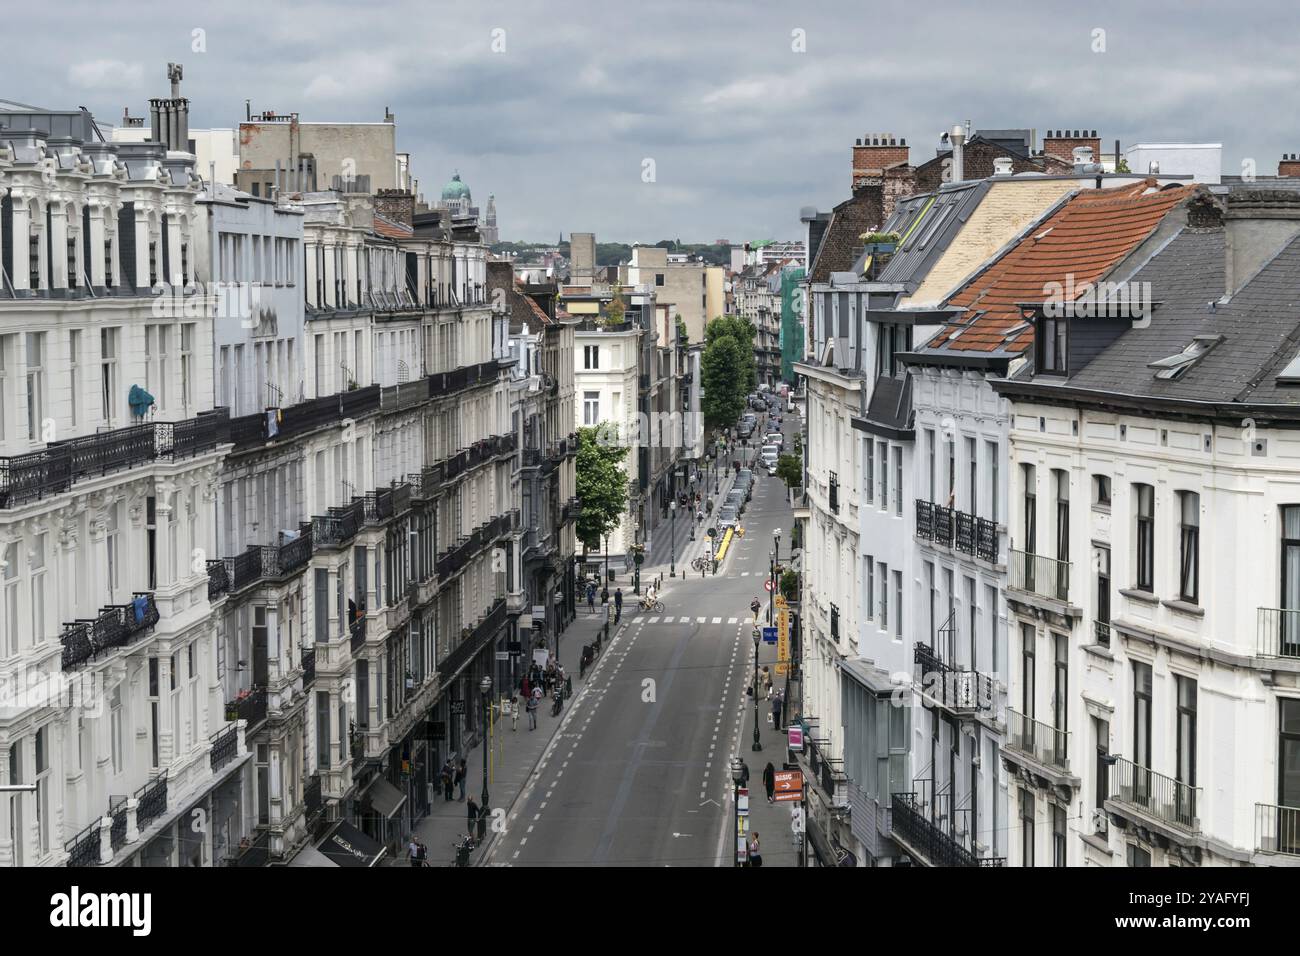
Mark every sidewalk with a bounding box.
[735,616,803,867]
[395,609,619,867]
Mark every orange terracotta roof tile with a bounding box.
[938,181,1193,353]
[372,213,413,239]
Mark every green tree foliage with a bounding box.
[576,425,630,553]
[604,285,627,327]
[701,336,747,428]
[775,454,803,490]
[706,316,757,392]
[779,570,801,603]
[675,313,688,345]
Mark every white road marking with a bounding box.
[648,617,659,624]
[697,616,706,623]
[728,617,738,624]
[712,617,722,624]
[663,616,674,623]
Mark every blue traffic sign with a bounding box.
[762,626,778,644]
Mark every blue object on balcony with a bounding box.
[128,385,155,420]
[132,594,148,623]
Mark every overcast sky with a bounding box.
[9,0,1300,243]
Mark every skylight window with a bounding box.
[1148,334,1222,380]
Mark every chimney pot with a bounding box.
[855,138,861,146]
[901,137,906,146]
[1091,130,1097,137]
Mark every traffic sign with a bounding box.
[764,579,775,592]
[495,651,509,661]
[773,769,804,802]
[762,626,778,644]
[707,527,716,538]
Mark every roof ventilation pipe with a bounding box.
[949,125,966,183]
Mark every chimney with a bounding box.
[1223,190,1300,295]
[992,156,1014,176]
[375,188,415,227]
[1043,128,1101,166]
[1280,154,1300,178]
[852,133,909,189]
[950,124,966,183]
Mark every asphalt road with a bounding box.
[485,405,798,866]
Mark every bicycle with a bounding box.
[691,556,709,572]
[640,598,665,612]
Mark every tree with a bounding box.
[575,425,629,554]
[779,570,801,603]
[775,454,802,491]
[706,316,757,392]
[675,313,688,345]
[701,336,747,428]
[604,284,627,327]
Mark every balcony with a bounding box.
[1255,803,1300,857]
[313,499,364,547]
[210,724,239,773]
[890,791,1006,867]
[916,499,934,539]
[1009,549,1071,604]
[975,517,999,563]
[561,496,583,525]
[1257,607,1300,659]
[135,772,168,830]
[436,514,511,582]
[933,504,954,547]
[350,727,367,767]
[0,409,230,509]
[436,598,508,687]
[349,614,367,654]
[261,526,313,578]
[1094,620,1112,647]
[1107,755,1200,834]
[207,559,230,600]
[60,593,160,671]
[305,774,325,833]
[913,643,994,715]
[364,488,395,525]
[65,818,103,867]
[954,511,975,555]
[224,829,271,867]
[301,646,317,687]
[1005,709,1074,786]
[225,685,268,727]
[805,734,849,809]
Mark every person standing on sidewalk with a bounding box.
[526,686,540,730]
[748,832,763,868]
[763,762,776,803]
[440,760,454,801]
[466,797,479,841]
[614,588,623,624]
[760,665,772,701]
[455,758,467,801]
[587,582,596,614]
[509,695,519,732]
[772,689,785,731]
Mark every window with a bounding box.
[583,391,600,426]
[1175,675,1196,788]
[865,440,874,503]
[878,561,888,630]
[104,237,114,288]
[1094,716,1111,827]
[925,428,936,501]
[986,440,999,525]
[110,684,123,775]
[1178,491,1199,603]
[1093,475,1111,508]
[1283,507,1300,655]
[1127,843,1151,867]
[1,543,18,659]
[106,501,120,594]
[34,725,49,856]
[986,584,1000,677]
[68,330,80,428]
[1133,662,1152,769]
[966,436,977,515]
[583,345,599,370]
[966,577,977,670]
[655,273,664,286]
[878,442,889,512]
[1053,470,1069,564]
[30,534,44,645]
[1052,633,1068,733]
[1020,623,1035,718]
[101,328,118,422]
[1038,314,1068,374]
[25,332,44,440]
[865,557,874,622]
[1051,803,1066,866]
[894,451,902,516]
[1022,464,1037,553]
[1020,789,1035,867]
[1281,700,1300,824]
[1135,484,1154,591]
[893,570,903,639]
[180,324,194,410]
[1095,546,1111,645]
[0,336,7,441]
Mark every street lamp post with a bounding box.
[479,675,492,811]
[669,500,677,577]
[768,551,776,626]
[751,627,762,752]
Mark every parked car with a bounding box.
[718,506,738,529]
[764,434,783,449]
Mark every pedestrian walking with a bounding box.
[749,832,763,868]
[440,760,454,801]
[455,758,467,801]
[526,686,540,730]
[587,582,596,614]
[772,689,784,730]
[466,797,479,841]
[408,836,424,867]
[510,695,519,732]
[614,588,623,624]
[760,665,772,701]
[601,585,609,606]
[763,762,776,803]
[740,759,750,790]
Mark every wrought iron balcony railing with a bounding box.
[207,559,230,600]
[349,614,367,654]
[135,772,168,830]
[890,791,1005,867]
[301,646,317,687]
[65,818,103,867]
[1108,755,1200,832]
[225,685,268,726]
[60,593,160,670]
[916,499,934,539]
[975,517,998,563]
[1009,549,1071,603]
[1257,607,1300,659]
[914,643,994,714]
[933,504,954,547]
[1256,802,1300,857]
[210,724,239,773]
[1007,709,1070,775]
[954,511,975,555]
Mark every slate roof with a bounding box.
[934,181,1193,353]
[857,181,988,291]
[1059,226,1300,409]
[809,190,881,283]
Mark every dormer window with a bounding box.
[1036,313,1068,375]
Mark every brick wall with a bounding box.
[374,188,415,226]
[1280,155,1300,178]
[1042,130,1101,166]
[914,143,1053,193]
[852,135,909,189]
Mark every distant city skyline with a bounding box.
[10,0,1299,240]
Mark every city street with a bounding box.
[484,408,801,866]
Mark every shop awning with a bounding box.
[806,822,837,867]
[317,821,387,867]
[287,843,337,867]
[364,777,408,819]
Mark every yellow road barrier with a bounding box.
[714,527,736,562]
